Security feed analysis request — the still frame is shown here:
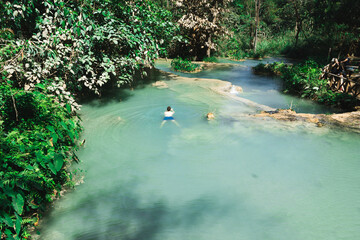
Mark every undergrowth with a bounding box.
[253,60,359,110]
[171,58,201,72]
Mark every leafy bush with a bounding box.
[203,56,218,62]
[1,0,178,109]
[252,62,288,75]
[0,85,82,238]
[171,58,201,72]
[217,30,295,60]
[253,60,359,110]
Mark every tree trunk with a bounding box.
[253,0,261,53]
[206,1,218,58]
[293,0,301,48]
[207,35,211,58]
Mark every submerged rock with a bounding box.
[255,109,360,133]
[152,81,168,89]
[227,84,243,94]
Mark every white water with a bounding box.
[39,59,360,240]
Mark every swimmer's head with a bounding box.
[207,112,215,120]
[167,106,171,111]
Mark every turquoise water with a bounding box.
[155,58,337,114]
[40,60,360,240]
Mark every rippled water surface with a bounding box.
[40,60,360,240]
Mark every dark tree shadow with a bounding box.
[77,67,170,108]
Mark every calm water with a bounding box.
[40,60,360,240]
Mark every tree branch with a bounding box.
[11,92,19,122]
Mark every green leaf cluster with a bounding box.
[203,56,218,63]
[254,60,359,110]
[1,0,178,107]
[171,58,201,72]
[0,85,82,239]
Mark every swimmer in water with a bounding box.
[161,106,180,127]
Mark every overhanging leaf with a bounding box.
[46,125,55,133]
[15,213,22,235]
[12,194,24,215]
[48,162,57,175]
[54,153,64,172]
[2,213,14,227]
[51,132,58,144]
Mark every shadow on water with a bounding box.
[41,179,287,240]
[77,68,168,108]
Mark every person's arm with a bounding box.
[341,58,349,64]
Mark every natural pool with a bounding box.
[40,59,360,240]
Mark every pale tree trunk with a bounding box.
[206,1,218,58]
[253,0,261,53]
[207,35,212,58]
[292,0,301,47]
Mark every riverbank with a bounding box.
[252,61,360,110]
[254,109,360,133]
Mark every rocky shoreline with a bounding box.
[255,109,360,133]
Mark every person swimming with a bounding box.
[206,112,215,120]
[161,106,179,127]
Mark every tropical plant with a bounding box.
[203,56,218,62]
[0,84,82,239]
[171,57,201,72]
[253,60,359,109]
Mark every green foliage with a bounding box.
[281,60,324,97]
[254,60,359,110]
[171,58,201,72]
[0,0,179,237]
[203,56,218,63]
[0,85,82,238]
[217,0,360,60]
[1,0,178,107]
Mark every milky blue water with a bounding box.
[40,59,360,240]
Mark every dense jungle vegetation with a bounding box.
[253,61,359,110]
[1,0,359,238]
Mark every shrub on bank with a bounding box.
[253,60,359,110]
[171,58,201,72]
[217,31,295,60]
[203,56,218,63]
[0,85,82,238]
